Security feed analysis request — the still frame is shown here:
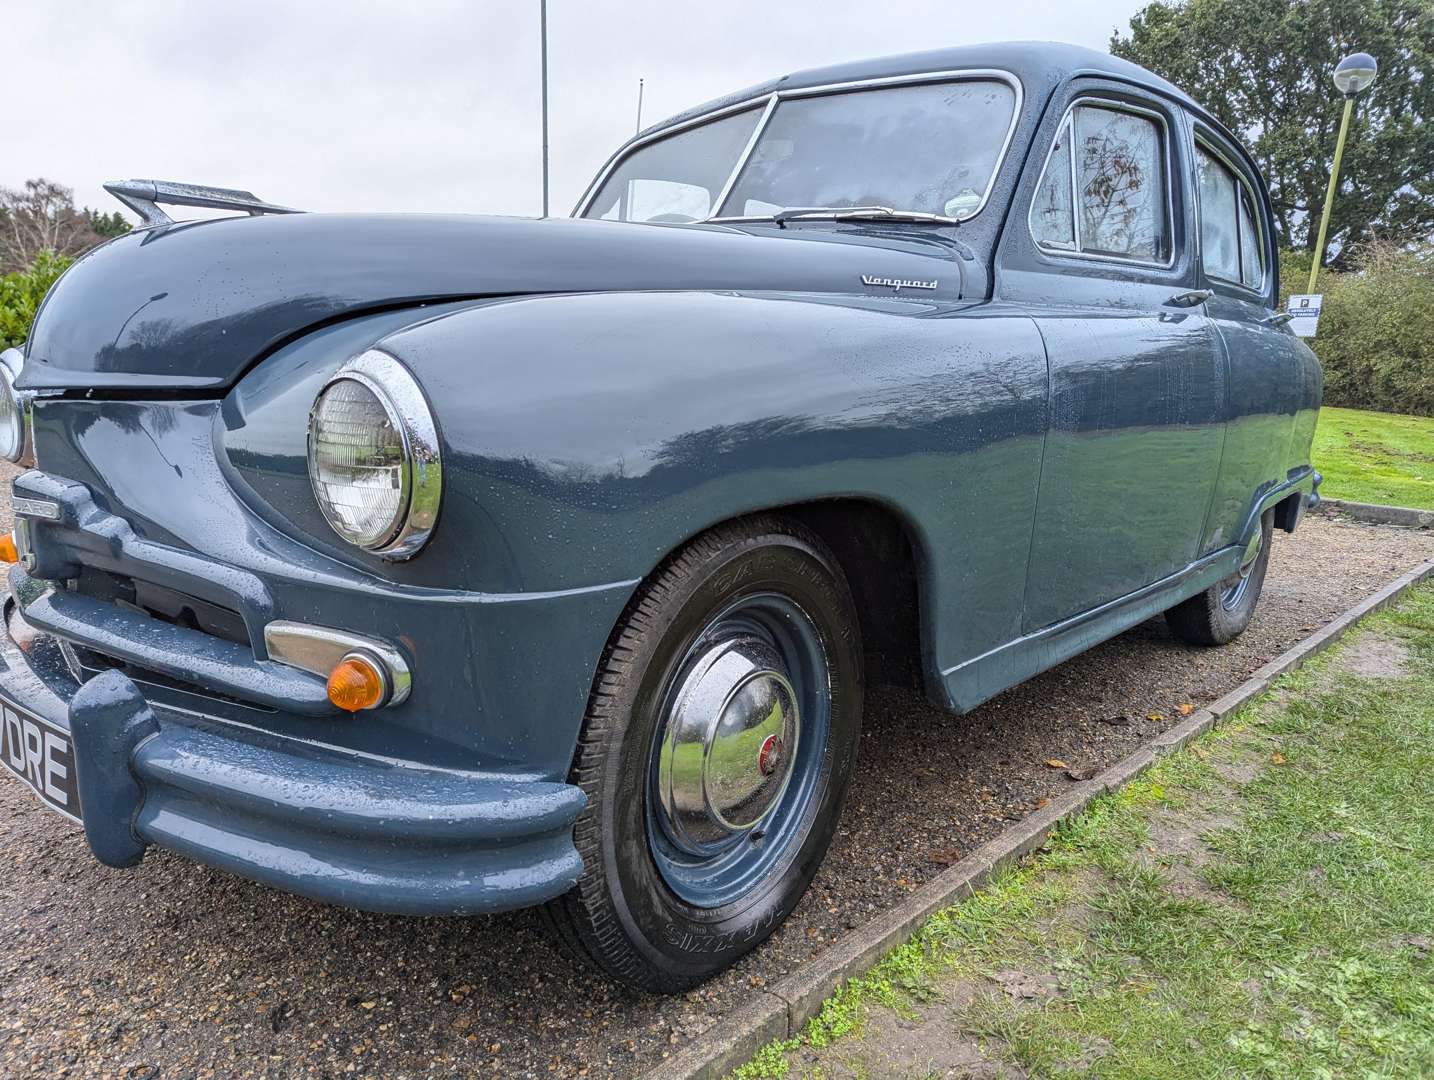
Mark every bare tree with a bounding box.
[0,179,112,273]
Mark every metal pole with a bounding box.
[636,78,645,134]
[1307,95,1354,294]
[540,0,549,219]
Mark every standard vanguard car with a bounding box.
[0,42,1319,991]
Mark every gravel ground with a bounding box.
[0,468,1430,1079]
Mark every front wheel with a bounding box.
[544,518,863,992]
[1166,510,1274,646]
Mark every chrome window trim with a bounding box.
[1192,130,1270,297]
[1026,112,1079,253]
[574,68,1024,225]
[1026,96,1178,270]
[709,94,780,221]
[307,349,443,561]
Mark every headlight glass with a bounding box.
[307,351,441,558]
[0,350,27,463]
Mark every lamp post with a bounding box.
[1306,51,1378,293]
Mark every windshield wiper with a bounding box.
[708,205,962,228]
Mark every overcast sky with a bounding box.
[4,1,1137,222]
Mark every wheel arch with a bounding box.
[582,496,939,723]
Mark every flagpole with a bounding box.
[540,0,549,218]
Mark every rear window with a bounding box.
[1196,143,1265,290]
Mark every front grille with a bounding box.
[60,640,274,712]
[69,566,250,647]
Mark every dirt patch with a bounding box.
[1145,809,1238,902]
[1336,636,1411,679]
[809,996,1018,1080]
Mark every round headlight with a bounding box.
[307,350,441,559]
[0,349,28,463]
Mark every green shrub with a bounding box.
[1280,244,1434,417]
[0,250,72,351]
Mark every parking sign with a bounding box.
[1287,294,1323,338]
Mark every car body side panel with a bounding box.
[1201,296,1321,552]
[992,77,1229,633]
[226,290,1051,710]
[1019,282,1226,631]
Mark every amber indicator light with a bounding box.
[0,534,17,564]
[326,653,387,712]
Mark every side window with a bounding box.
[1030,102,1170,263]
[1196,149,1240,281]
[1237,183,1264,288]
[1196,142,1265,290]
[1031,123,1076,250]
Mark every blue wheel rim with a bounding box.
[646,592,831,909]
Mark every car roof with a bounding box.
[645,41,1196,137]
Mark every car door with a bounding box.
[1191,127,1314,552]
[997,84,1227,633]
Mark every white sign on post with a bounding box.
[1287,294,1323,338]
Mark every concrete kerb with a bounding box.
[1322,499,1434,530]
[642,555,1434,1080]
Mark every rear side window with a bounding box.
[1030,102,1170,263]
[1196,143,1265,290]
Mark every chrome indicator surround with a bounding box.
[263,620,412,707]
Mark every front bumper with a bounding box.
[0,602,587,915]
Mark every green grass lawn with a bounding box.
[1314,405,1434,510]
[733,586,1434,1079]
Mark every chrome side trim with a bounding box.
[574,67,1025,226]
[263,621,412,707]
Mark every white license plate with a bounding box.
[0,701,81,822]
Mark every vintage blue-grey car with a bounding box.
[0,41,1319,990]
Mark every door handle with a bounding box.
[1166,289,1213,308]
[1262,312,1294,327]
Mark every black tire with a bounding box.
[543,517,863,992]
[1166,510,1274,646]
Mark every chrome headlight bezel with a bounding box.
[306,350,442,560]
[0,348,30,464]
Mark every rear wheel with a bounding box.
[1166,510,1273,646]
[544,518,863,992]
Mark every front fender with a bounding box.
[222,288,1050,700]
[385,289,1049,687]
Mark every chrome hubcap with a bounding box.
[655,636,800,853]
[646,591,831,909]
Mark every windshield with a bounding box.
[583,77,1018,224]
